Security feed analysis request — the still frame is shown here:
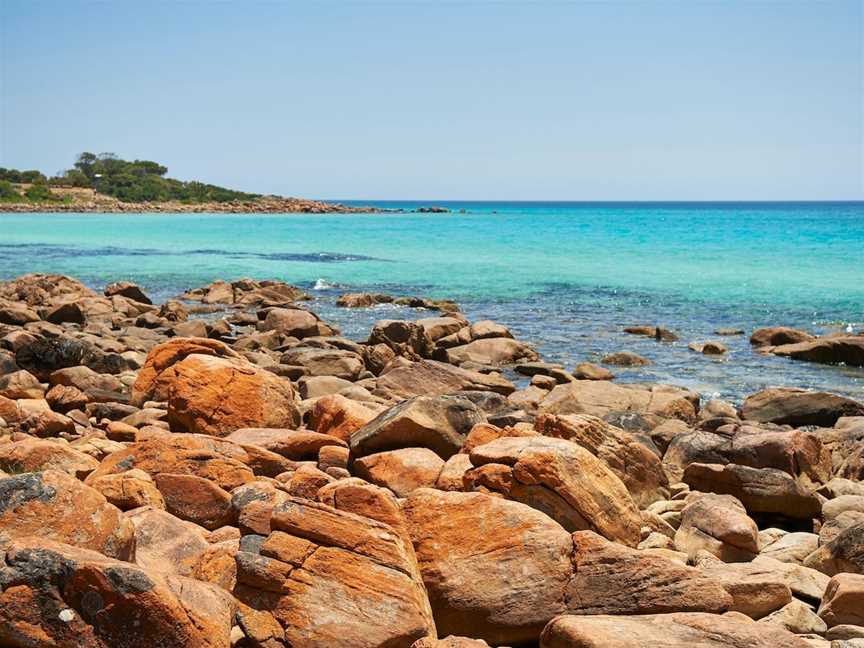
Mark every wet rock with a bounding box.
[602,351,652,366]
[772,336,864,367]
[689,340,728,355]
[336,292,394,307]
[750,326,815,347]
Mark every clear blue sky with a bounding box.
[1,0,861,200]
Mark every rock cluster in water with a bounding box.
[0,272,863,648]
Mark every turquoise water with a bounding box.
[2,202,863,402]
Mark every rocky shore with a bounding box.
[0,273,863,648]
[0,186,454,214]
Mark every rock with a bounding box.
[683,463,822,519]
[104,281,152,304]
[85,434,257,491]
[132,338,300,436]
[535,412,668,506]
[336,292,394,307]
[567,530,732,614]
[401,488,572,645]
[369,319,435,360]
[749,555,831,603]
[539,380,699,423]
[16,335,125,380]
[50,365,124,393]
[308,393,382,441]
[0,470,135,559]
[663,427,831,486]
[540,612,812,647]
[354,447,445,497]
[87,469,165,510]
[0,537,234,648]
[750,326,815,347]
[741,388,864,427]
[238,496,435,647]
[716,328,745,335]
[446,338,539,366]
[695,553,793,619]
[819,574,864,628]
[772,336,864,367]
[675,492,759,562]
[0,369,44,399]
[0,437,99,478]
[350,394,486,460]
[154,473,233,530]
[602,351,652,366]
[372,359,515,399]
[689,340,728,355]
[573,362,615,380]
[804,522,864,575]
[469,435,642,545]
[0,304,40,325]
[412,638,491,648]
[280,346,364,380]
[125,506,210,575]
[760,600,827,635]
[761,532,820,564]
[45,301,86,325]
[226,427,346,460]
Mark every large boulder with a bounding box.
[350,395,486,460]
[567,531,732,614]
[803,522,864,575]
[0,537,234,648]
[741,388,864,427]
[0,437,99,479]
[538,380,699,424]
[468,435,642,546]
[372,360,515,400]
[818,573,864,628]
[663,427,831,486]
[445,338,539,367]
[401,489,572,645]
[683,463,822,519]
[236,496,435,647]
[369,320,435,360]
[0,470,134,560]
[540,612,812,647]
[535,413,668,506]
[132,338,300,436]
[675,492,760,562]
[308,393,383,441]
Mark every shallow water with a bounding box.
[2,201,862,402]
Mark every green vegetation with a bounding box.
[0,152,260,205]
[52,152,259,203]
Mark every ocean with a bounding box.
[2,201,862,403]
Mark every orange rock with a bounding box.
[0,470,134,559]
[85,434,256,491]
[155,473,234,530]
[87,469,166,510]
[461,422,538,454]
[227,427,346,460]
[354,447,445,497]
[308,393,381,441]
[469,435,642,546]
[132,337,301,436]
[0,537,235,648]
[0,436,99,478]
[402,488,572,645]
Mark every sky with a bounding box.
[1,0,862,200]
